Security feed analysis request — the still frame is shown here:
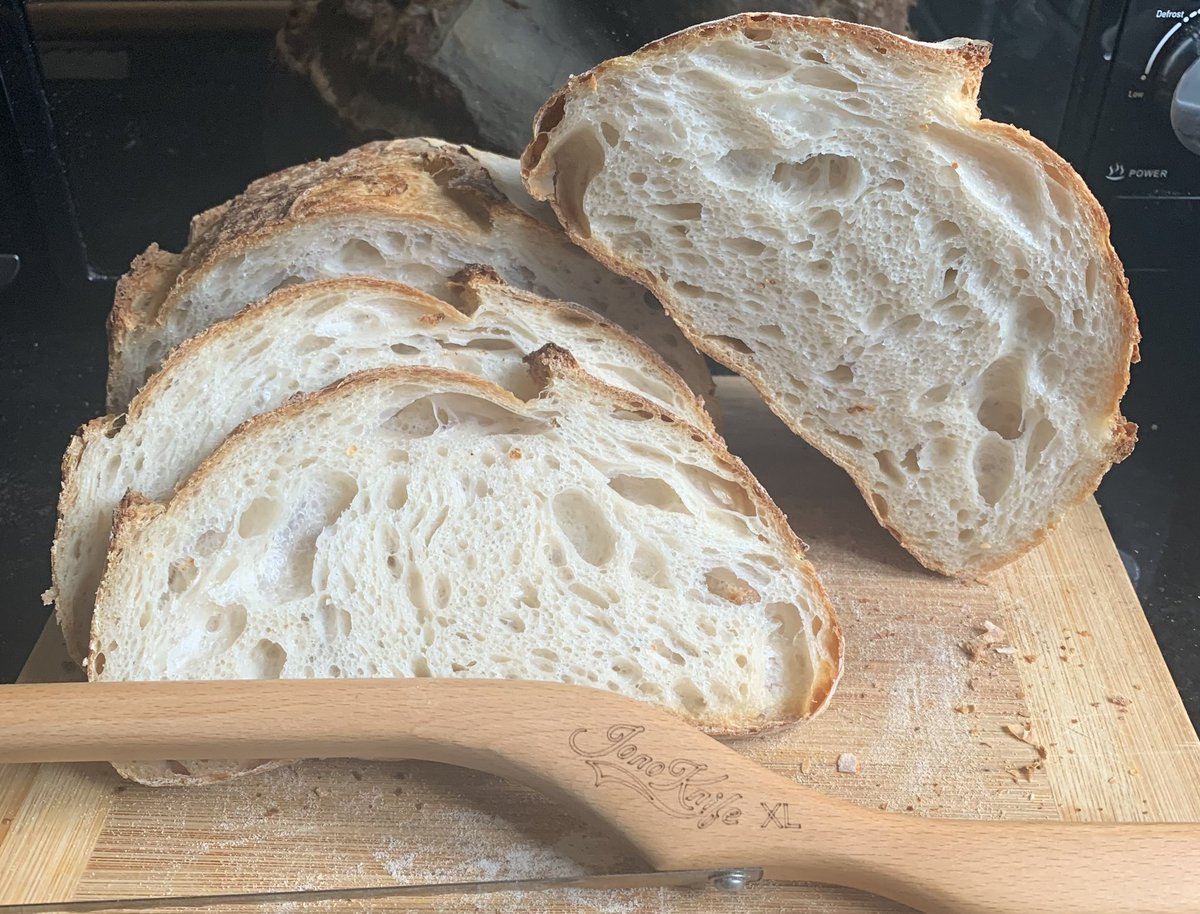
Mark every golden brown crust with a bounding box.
[106,244,184,405]
[520,12,1139,578]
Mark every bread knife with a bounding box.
[3,678,1199,914]
[0,868,761,912]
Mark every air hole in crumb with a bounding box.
[250,639,287,679]
[923,383,952,404]
[611,657,642,682]
[742,25,773,41]
[338,239,385,271]
[974,435,1015,506]
[651,642,685,666]
[872,492,889,519]
[599,122,620,146]
[1017,295,1056,344]
[608,475,690,513]
[932,219,962,242]
[705,567,761,605]
[237,497,282,538]
[824,363,854,384]
[829,431,865,451]
[792,67,859,92]
[674,679,707,715]
[552,491,616,566]
[724,236,767,256]
[1025,416,1058,471]
[874,450,905,486]
[652,202,702,221]
[704,334,753,355]
[758,323,785,341]
[810,209,843,234]
[772,154,863,201]
[974,354,1026,440]
[167,558,199,594]
[1084,260,1099,298]
[767,602,803,646]
[551,128,605,238]
[387,476,409,510]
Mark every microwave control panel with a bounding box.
[1085,0,1200,199]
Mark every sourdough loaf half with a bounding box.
[107,138,713,411]
[50,272,711,663]
[90,349,841,784]
[522,14,1138,576]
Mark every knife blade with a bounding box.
[0,867,764,912]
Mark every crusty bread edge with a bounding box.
[451,265,714,433]
[520,12,1139,577]
[107,139,716,411]
[89,354,841,750]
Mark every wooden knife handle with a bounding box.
[1,678,1197,914]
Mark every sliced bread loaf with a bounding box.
[522,14,1139,576]
[106,138,713,411]
[90,348,841,784]
[50,272,710,663]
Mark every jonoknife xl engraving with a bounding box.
[760,802,803,829]
[569,724,743,828]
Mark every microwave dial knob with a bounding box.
[1172,56,1200,155]
[1154,20,1200,155]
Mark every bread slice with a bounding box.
[106,138,713,412]
[90,347,841,784]
[522,14,1139,576]
[49,272,711,664]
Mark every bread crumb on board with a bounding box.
[1003,722,1048,759]
[962,620,1009,661]
[836,753,858,774]
[1006,761,1042,783]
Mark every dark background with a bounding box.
[1,0,1197,726]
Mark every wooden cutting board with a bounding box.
[2,377,1198,913]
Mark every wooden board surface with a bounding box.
[3,376,1198,913]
